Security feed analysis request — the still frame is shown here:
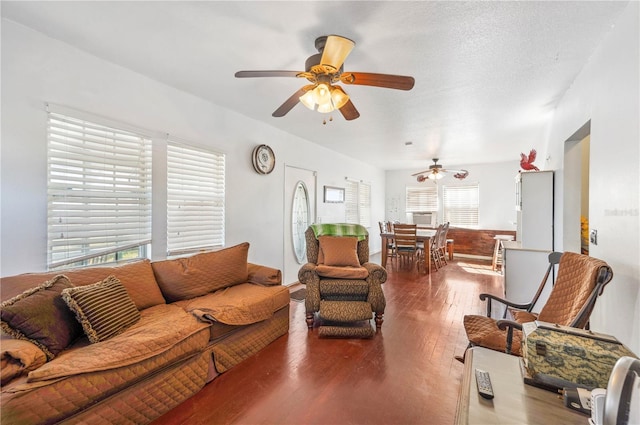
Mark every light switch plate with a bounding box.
[590,229,598,245]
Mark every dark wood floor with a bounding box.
[152,258,504,425]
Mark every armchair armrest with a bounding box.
[298,263,320,312]
[363,262,387,314]
[496,319,524,355]
[362,262,387,285]
[247,263,282,286]
[479,293,533,318]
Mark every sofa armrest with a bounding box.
[1,337,47,385]
[247,263,282,286]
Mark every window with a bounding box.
[47,110,152,269]
[345,179,371,227]
[443,184,479,228]
[406,186,438,213]
[167,141,225,256]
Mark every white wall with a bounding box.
[545,2,639,354]
[0,20,385,280]
[385,161,519,230]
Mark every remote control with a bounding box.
[475,368,494,400]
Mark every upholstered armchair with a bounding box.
[458,251,613,360]
[298,224,387,338]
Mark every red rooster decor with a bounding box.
[520,149,540,171]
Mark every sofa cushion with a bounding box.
[62,276,141,343]
[0,275,83,360]
[173,282,290,328]
[0,260,166,311]
[318,236,361,267]
[152,242,250,302]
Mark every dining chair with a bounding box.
[429,224,444,271]
[393,224,418,269]
[379,221,396,266]
[437,222,450,266]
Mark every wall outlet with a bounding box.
[590,229,598,245]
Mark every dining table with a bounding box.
[380,227,436,274]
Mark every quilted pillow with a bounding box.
[152,242,250,302]
[318,236,361,267]
[0,275,83,360]
[62,275,140,343]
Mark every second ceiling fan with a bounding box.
[235,35,415,120]
[412,158,469,182]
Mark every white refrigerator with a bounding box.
[501,171,554,311]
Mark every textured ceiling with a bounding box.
[2,1,629,170]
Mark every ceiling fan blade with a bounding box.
[320,35,355,71]
[340,72,415,90]
[272,87,309,117]
[411,170,431,176]
[338,99,360,121]
[235,70,301,78]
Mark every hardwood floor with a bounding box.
[152,258,504,425]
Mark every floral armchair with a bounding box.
[298,224,387,337]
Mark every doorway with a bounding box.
[283,166,316,286]
[563,121,590,254]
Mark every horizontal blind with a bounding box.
[406,186,438,212]
[345,180,359,224]
[47,112,152,268]
[167,141,225,256]
[443,184,479,228]
[358,182,372,228]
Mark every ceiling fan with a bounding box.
[411,158,469,182]
[235,35,415,120]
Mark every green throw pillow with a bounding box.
[0,275,83,360]
[62,275,141,343]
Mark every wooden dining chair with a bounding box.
[379,221,396,265]
[393,224,418,269]
[429,224,444,271]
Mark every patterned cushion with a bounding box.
[62,276,141,343]
[318,236,361,267]
[152,243,250,302]
[0,275,83,360]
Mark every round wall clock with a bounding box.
[252,144,276,174]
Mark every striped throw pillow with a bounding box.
[62,276,140,343]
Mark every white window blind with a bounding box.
[443,184,479,228]
[47,112,152,268]
[345,179,371,227]
[167,141,225,256]
[406,186,438,212]
[345,180,359,224]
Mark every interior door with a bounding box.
[283,165,316,286]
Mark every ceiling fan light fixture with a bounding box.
[316,101,335,113]
[330,86,350,109]
[313,83,332,105]
[299,90,316,110]
[428,172,443,180]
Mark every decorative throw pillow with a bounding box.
[0,275,83,360]
[62,275,140,343]
[151,242,250,302]
[318,236,361,267]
